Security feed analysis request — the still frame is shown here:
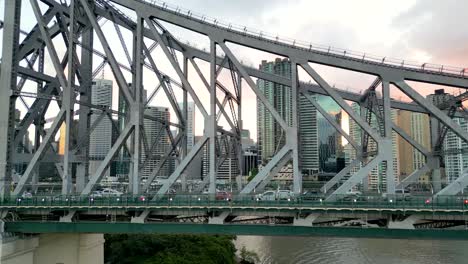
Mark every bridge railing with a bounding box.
[3,194,468,211]
[139,0,467,78]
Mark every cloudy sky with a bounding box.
[155,0,468,138]
[3,0,468,140]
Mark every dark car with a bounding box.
[301,190,324,201]
[339,194,368,202]
[215,191,232,201]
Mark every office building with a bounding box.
[141,106,172,179]
[256,58,319,175]
[88,79,113,178]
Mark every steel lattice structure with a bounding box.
[2,0,468,208]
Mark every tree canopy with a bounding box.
[105,234,237,264]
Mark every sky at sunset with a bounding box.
[2,0,468,141]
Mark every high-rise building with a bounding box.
[345,103,399,192]
[241,129,255,150]
[426,89,465,185]
[256,58,319,175]
[427,89,455,108]
[178,102,195,152]
[243,147,258,176]
[141,106,172,179]
[202,134,240,181]
[257,59,292,164]
[89,79,113,178]
[300,95,319,175]
[444,117,468,184]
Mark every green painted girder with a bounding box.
[5,221,468,240]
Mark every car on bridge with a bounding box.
[100,188,123,197]
[255,190,295,201]
[215,191,232,201]
[301,190,325,202]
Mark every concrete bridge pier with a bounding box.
[0,232,104,264]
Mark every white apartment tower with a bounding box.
[142,106,172,179]
[178,102,195,152]
[89,79,113,178]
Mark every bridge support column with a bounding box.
[387,215,420,230]
[1,233,104,264]
[208,212,230,225]
[293,214,320,227]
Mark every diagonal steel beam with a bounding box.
[154,136,209,198]
[301,62,382,143]
[13,109,65,195]
[395,81,468,144]
[392,122,430,157]
[141,133,183,193]
[189,57,236,131]
[326,155,383,201]
[241,145,291,194]
[218,41,288,131]
[144,17,208,118]
[303,92,359,151]
[142,44,184,124]
[434,167,468,197]
[397,164,431,190]
[321,159,361,193]
[79,0,134,103]
[81,123,134,195]
[30,0,68,90]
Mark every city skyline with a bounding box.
[4,0,468,143]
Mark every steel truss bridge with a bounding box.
[1,0,468,240]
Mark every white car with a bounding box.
[100,188,123,197]
[255,191,276,201]
[21,191,33,199]
[277,190,295,201]
[90,190,103,198]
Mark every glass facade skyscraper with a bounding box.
[256,58,319,176]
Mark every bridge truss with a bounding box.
[1,0,468,215]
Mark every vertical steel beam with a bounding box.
[208,40,217,194]
[236,73,243,190]
[32,47,45,192]
[76,2,94,192]
[130,15,144,195]
[0,0,21,199]
[382,81,395,194]
[62,0,76,194]
[290,61,302,194]
[182,56,188,158]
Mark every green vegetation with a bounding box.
[247,168,259,182]
[105,234,237,264]
[239,246,260,264]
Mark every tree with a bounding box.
[105,234,237,264]
[239,246,260,264]
[248,168,259,182]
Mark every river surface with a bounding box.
[235,236,468,264]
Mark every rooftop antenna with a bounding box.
[101,63,105,80]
